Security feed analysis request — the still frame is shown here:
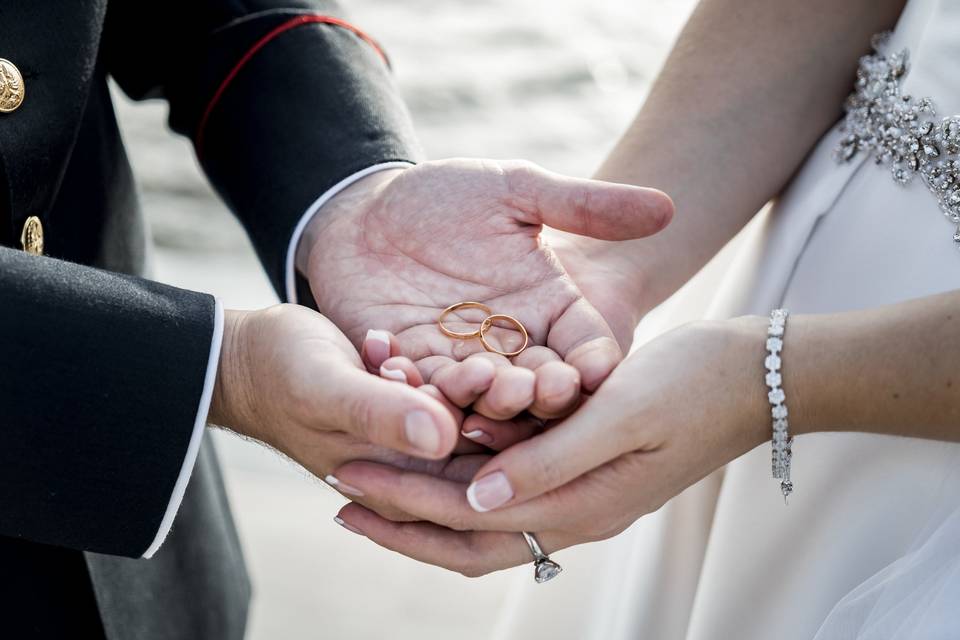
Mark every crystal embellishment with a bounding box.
[834,33,960,247]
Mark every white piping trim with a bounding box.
[284,161,414,303]
[142,298,224,558]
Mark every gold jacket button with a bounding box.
[20,216,43,255]
[0,59,24,113]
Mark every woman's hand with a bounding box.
[325,317,771,576]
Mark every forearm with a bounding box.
[779,291,960,441]
[595,0,906,313]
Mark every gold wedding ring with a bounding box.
[437,302,530,357]
[479,314,529,357]
[438,301,492,339]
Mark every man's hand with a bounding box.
[543,229,652,353]
[297,159,673,419]
[208,304,463,478]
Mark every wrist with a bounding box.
[209,309,258,437]
[722,315,777,453]
[294,167,408,276]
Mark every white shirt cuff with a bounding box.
[284,161,414,304]
[142,297,224,558]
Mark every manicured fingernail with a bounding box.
[334,516,365,536]
[466,471,513,512]
[462,429,493,445]
[324,474,364,497]
[405,410,442,455]
[380,364,407,383]
[365,329,391,366]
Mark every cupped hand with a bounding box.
[298,159,673,419]
[324,318,772,577]
[209,304,466,479]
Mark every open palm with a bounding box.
[301,158,673,404]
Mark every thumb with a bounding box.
[506,163,674,240]
[464,390,630,512]
[325,367,460,459]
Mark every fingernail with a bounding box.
[405,410,442,455]
[324,474,364,497]
[380,364,407,383]
[461,429,493,445]
[365,329,391,366]
[466,471,514,512]
[334,516,365,536]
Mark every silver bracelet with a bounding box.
[765,308,793,501]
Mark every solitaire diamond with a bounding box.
[534,559,563,583]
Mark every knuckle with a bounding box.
[456,535,493,578]
[579,517,614,540]
[568,186,592,231]
[572,508,623,540]
[525,454,562,494]
[503,161,544,205]
[442,511,474,533]
[456,563,486,579]
[344,394,378,440]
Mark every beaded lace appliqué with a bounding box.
[834,34,960,246]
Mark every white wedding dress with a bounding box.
[495,1,960,638]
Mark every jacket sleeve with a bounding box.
[103,0,423,300]
[0,247,219,557]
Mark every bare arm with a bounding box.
[786,290,960,441]
[577,0,907,316]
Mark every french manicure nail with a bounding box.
[466,471,514,512]
[462,429,493,445]
[380,365,407,383]
[405,410,442,455]
[324,474,364,497]
[365,329,391,366]
[334,516,365,536]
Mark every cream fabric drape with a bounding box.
[497,1,960,637]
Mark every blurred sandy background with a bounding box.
[113,1,698,637]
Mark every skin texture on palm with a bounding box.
[542,228,647,353]
[297,159,673,418]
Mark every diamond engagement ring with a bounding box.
[521,532,562,583]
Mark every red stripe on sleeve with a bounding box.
[195,14,389,157]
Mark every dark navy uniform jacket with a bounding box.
[0,1,418,637]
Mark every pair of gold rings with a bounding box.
[437,301,529,358]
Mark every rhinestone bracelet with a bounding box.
[765,309,793,501]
